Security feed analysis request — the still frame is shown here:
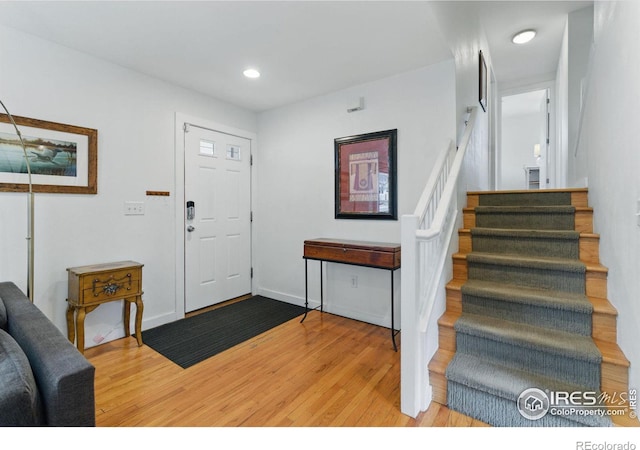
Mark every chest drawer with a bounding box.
[82,267,140,290]
[67,261,143,305]
[83,270,141,303]
[304,239,400,269]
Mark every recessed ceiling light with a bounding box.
[512,29,536,44]
[243,68,260,79]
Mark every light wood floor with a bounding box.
[85,308,488,427]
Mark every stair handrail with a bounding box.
[400,106,478,418]
[415,107,477,243]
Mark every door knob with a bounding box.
[187,225,195,232]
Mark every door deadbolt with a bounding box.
[186,201,195,220]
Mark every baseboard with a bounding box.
[256,288,395,329]
[256,288,316,309]
[323,303,392,329]
[422,383,433,414]
[141,310,180,331]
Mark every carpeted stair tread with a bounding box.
[475,205,576,214]
[460,280,593,336]
[461,280,592,314]
[470,227,580,259]
[466,252,586,274]
[464,252,587,295]
[461,279,593,335]
[454,313,601,363]
[476,191,573,207]
[446,353,611,427]
[471,227,580,240]
[474,206,576,230]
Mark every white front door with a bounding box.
[184,124,252,313]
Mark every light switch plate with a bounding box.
[124,201,145,215]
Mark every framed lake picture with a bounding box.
[334,129,397,220]
[0,114,97,194]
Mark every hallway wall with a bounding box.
[578,0,640,391]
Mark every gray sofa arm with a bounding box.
[1,282,95,426]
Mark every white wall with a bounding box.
[254,62,456,328]
[556,21,570,189]
[578,0,640,393]
[0,26,257,346]
[568,5,594,187]
[427,1,493,196]
[428,2,492,141]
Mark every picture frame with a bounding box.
[479,50,487,112]
[0,114,97,194]
[334,128,397,220]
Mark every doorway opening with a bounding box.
[498,87,553,190]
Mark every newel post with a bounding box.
[400,213,421,417]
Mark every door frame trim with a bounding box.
[497,80,556,190]
[174,112,257,319]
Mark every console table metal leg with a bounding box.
[301,258,309,323]
[320,261,323,313]
[391,269,397,352]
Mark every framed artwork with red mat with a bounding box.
[334,128,397,220]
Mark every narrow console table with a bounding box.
[302,238,401,351]
[66,260,144,354]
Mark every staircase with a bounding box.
[428,188,638,427]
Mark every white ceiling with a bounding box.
[0,1,593,113]
[475,0,592,85]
